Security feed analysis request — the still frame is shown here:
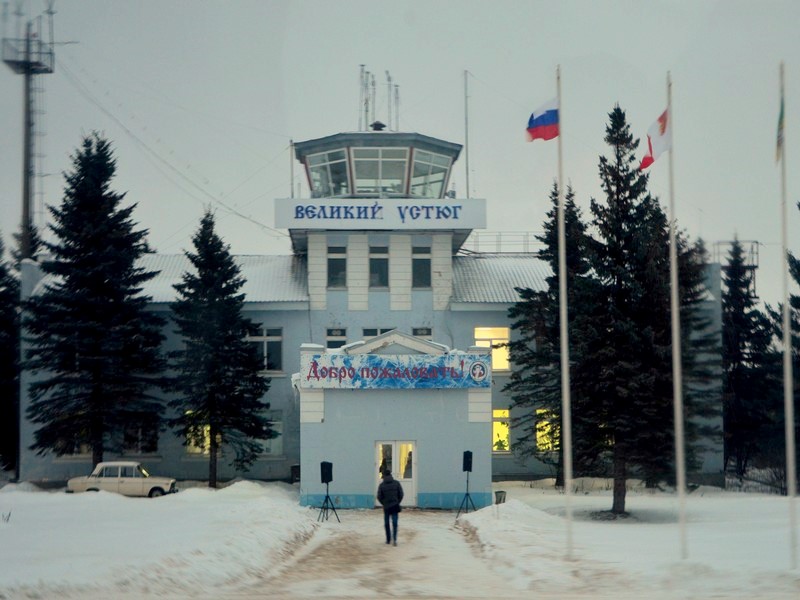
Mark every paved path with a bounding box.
[236,509,528,599]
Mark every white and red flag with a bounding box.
[639,109,672,170]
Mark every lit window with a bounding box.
[327,328,347,349]
[410,150,451,198]
[327,246,347,288]
[186,423,211,455]
[536,409,556,451]
[363,327,394,338]
[474,326,510,371]
[369,246,389,288]
[412,246,432,288]
[493,409,510,452]
[245,326,283,372]
[307,149,349,197]
[412,327,432,340]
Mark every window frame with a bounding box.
[327,245,347,289]
[307,149,350,198]
[410,149,451,198]
[369,245,389,288]
[474,326,510,372]
[412,327,433,340]
[363,327,395,338]
[259,411,284,458]
[122,414,160,456]
[412,246,432,289]
[326,328,347,349]
[245,326,284,373]
[492,409,511,453]
[352,147,409,197]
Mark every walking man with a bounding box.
[377,468,404,546]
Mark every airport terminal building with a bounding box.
[18,125,724,505]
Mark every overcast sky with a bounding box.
[1,0,798,306]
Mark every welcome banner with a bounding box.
[299,353,491,389]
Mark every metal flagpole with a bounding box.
[464,70,471,199]
[666,71,688,560]
[556,64,574,560]
[778,60,797,571]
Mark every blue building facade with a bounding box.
[17,125,724,500]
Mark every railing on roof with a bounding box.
[461,231,544,254]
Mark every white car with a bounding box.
[67,461,178,497]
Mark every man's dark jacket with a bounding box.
[377,474,404,513]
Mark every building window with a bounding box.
[245,326,283,372]
[123,414,159,455]
[412,246,432,288]
[474,327,510,371]
[260,412,283,457]
[536,409,556,451]
[54,436,91,457]
[493,409,510,452]
[327,246,347,288]
[410,150,451,198]
[352,147,408,196]
[327,328,347,349]
[307,149,349,198]
[369,246,389,288]
[412,327,432,340]
[186,422,211,455]
[363,327,394,338]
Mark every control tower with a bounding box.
[277,123,486,256]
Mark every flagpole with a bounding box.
[666,72,688,561]
[779,60,797,571]
[556,64,574,561]
[464,70,471,199]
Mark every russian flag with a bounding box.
[526,98,559,141]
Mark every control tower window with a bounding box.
[308,150,349,198]
[411,151,451,198]
[353,148,408,197]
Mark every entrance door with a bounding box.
[376,441,416,507]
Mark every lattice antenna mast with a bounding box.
[2,0,55,259]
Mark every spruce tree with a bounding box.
[722,238,778,477]
[24,134,166,466]
[0,237,20,472]
[582,106,713,513]
[505,184,595,484]
[766,201,800,490]
[169,210,275,488]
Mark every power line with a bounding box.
[56,58,288,241]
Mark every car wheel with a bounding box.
[87,488,99,492]
[148,487,165,498]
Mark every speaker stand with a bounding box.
[317,482,340,522]
[456,470,477,519]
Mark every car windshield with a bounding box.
[138,466,150,478]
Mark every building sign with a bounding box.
[300,353,491,389]
[275,198,486,230]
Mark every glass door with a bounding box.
[376,441,416,507]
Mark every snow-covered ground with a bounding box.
[1,478,799,599]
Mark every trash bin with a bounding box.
[290,464,300,483]
[495,490,506,504]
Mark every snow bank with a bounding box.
[0,481,318,597]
